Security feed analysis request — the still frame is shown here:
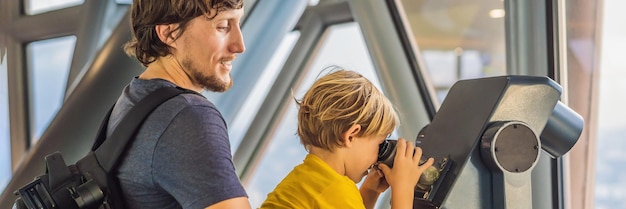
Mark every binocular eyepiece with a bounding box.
[377,139,441,190]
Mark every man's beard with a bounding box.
[182,58,233,92]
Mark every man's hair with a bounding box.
[296,69,399,151]
[124,0,244,66]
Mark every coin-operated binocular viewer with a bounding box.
[412,76,583,209]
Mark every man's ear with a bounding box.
[341,124,361,147]
[155,24,179,48]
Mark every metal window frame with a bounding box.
[205,0,308,124]
[349,0,435,139]
[0,0,122,171]
[235,0,354,181]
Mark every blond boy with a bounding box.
[260,69,434,209]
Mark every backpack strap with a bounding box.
[92,105,114,151]
[93,86,196,172]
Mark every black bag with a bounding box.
[13,86,193,209]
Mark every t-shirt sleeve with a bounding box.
[152,105,247,209]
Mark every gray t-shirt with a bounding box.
[107,78,247,209]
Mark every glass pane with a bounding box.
[229,31,300,152]
[595,0,626,208]
[25,0,84,15]
[309,0,320,6]
[245,22,386,208]
[115,0,132,4]
[0,45,10,192]
[398,0,507,103]
[26,36,76,144]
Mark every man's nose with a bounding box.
[229,26,245,54]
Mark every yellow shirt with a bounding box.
[260,154,365,209]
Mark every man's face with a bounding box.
[173,8,245,92]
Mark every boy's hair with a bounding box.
[297,69,399,151]
[124,0,244,67]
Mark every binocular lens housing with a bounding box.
[378,139,398,167]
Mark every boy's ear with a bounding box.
[342,124,361,147]
[155,24,179,48]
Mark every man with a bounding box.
[110,0,250,208]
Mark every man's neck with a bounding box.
[139,56,203,92]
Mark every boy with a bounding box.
[260,69,434,209]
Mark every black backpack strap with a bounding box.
[92,105,114,151]
[93,86,195,172]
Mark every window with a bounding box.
[594,0,626,208]
[0,47,10,192]
[26,36,76,144]
[229,31,300,152]
[114,0,131,4]
[25,0,84,15]
[245,22,386,208]
[398,0,507,102]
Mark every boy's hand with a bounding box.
[360,166,389,209]
[360,165,389,194]
[377,138,434,192]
